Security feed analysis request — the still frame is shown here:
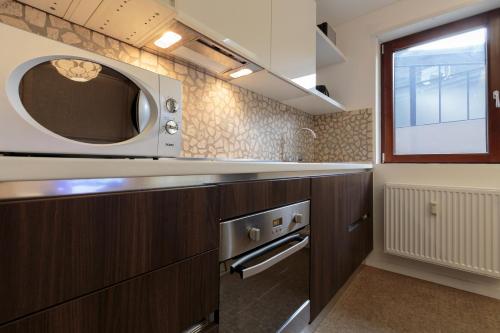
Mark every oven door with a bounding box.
[219,229,310,333]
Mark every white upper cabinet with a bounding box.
[19,0,177,46]
[174,0,272,69]
[271,0,316,90]
[84,0,176,46]
[18,0,74,18]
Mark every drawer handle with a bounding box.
[348,214,369,232]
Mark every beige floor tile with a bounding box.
[314,266,500,333]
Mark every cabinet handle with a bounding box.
[348,214,369,232]
[348,221,361,232]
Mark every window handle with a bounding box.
[494,90,500,109]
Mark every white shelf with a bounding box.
[230,70,307,102]
[232,70,346,114]
[282,88,346,115]
[316,26,346,69]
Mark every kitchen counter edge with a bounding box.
[0,157,373,201]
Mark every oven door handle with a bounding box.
[230,234,309,280]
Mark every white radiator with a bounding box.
[385,184,500,279]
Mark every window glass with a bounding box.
[393,28,487,155]
[415,66,440,125]
[394,67,411,128]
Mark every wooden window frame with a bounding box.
[381,9,500,163]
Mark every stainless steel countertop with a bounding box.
[0,168,371,201]
[0,155,372,181]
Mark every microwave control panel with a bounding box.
[158,75,182,157]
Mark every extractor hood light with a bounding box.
[229,68,253,79]
[154,31,182,49]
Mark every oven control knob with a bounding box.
[164,120,179,134]
[166,98,178,113]
[293,213,304,224]
[248,227,261,241]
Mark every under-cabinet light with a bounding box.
[229,68,253,79]
[154,31,182,49]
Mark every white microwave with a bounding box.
[0,24,182,158]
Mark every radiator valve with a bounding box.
[430,202,438,216]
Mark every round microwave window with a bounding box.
[19,58,150,144]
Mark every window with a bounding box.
[381,10,500,163]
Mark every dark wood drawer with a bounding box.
[348,214,373,272]
[345,172,373,227]
[218,178,310,219]
[310,171,373,321]
[0,186,218,325]
[347,172,373,270]
[0,250,219,333]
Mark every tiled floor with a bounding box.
[313,266,500,333]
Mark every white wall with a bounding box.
[316,0,500,299]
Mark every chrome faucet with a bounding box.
[280,127,317,162]
[291,127,317,162]
[295,127,317,139]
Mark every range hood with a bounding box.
[142,21,262,80]
[18,0,262,81]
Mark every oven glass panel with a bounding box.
[19,58,147,144]
[220,242,309,332]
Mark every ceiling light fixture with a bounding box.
[154,31,182,49]
[51,59,102,82]
[229,68,253,79]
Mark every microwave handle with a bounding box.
[230,234,309,280]
[134,90,151,133]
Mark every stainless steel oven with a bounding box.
[219,201,310,333]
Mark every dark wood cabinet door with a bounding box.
[0,186,218,325]
[218,178,310,220]
[310,175,349,320]
[310,172,373,321]
[0,250,219,333]
[203,324,219,333]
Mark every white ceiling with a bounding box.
[316,0,401,27]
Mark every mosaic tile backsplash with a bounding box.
[314,109,373,162]
[0,0,372,162]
